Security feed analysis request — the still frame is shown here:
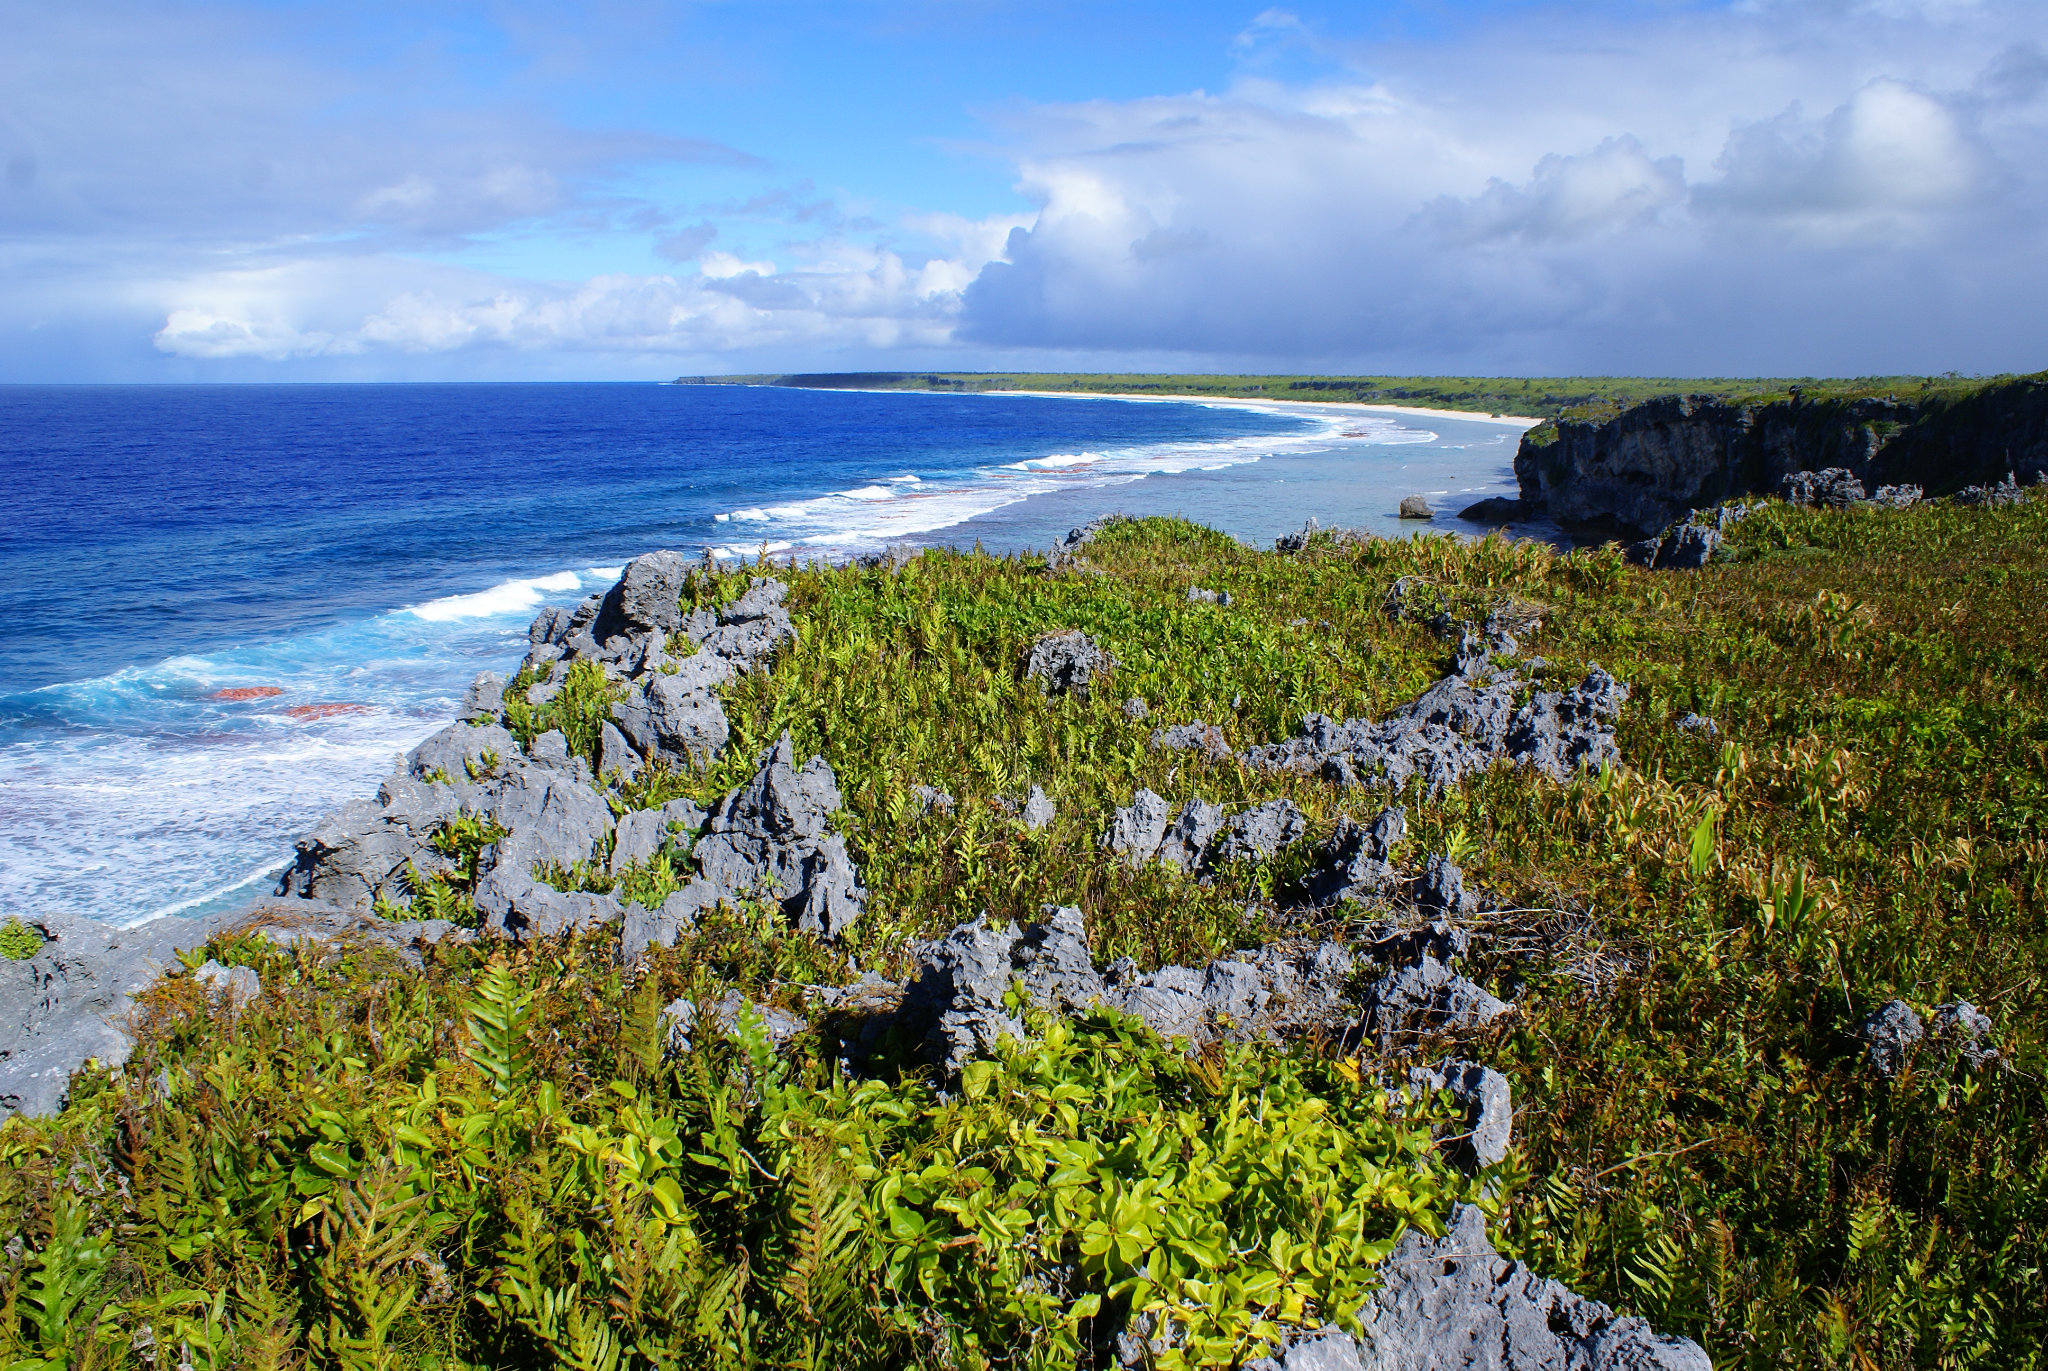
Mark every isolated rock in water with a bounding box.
[1151,721,1232,761]
[460,672,505,723]
[1021,785,1056,831]
[1328,1204,1710,1371]
[1677,713,1720,737]
[1214,799,1308,865]
[1155,799,1227,872]
[1859,999,1924,1077]
[594,550,692,643]
[1360,954,1511,1045]
[1873,484,1922,509]
[1399,495,1434,519]
[1103,789,1173,866]
[1414,854,1477,917]
[1025,629,1114,699]
[1784,467,1868,509]
[912,785,956,817]
[1408,1059,1513,1169]
[1246,666,1627,796]
[1458,495,1533,525]
[1307,807,1406,905]
[1123,697,1150,721]
[1932,1001,1999,1067]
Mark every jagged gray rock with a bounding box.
[1408,1059,1513,1168]
[1123,697,1150,721]
[613,671,730,769]
[1186,586,1233,606]
[1677,713,1720,737]
[912,785,956,817]
[610,798,706,877]
[1214,799,1308,865]
[902,908,1363,1074]
[1360,954,1512,1046]
[1784,467,1868,509]
[1872,484,1922,509]
[1026,629,1114,699]
[193,960,260,1015]
[1307,807,1406,905]
[1,911,227,1117]
[597,721,642,783]
[1155,799,1227,871]
[1257,1204,1713,1371]
[1414,854,1477,917]
[1859,999,1924,1077]
[662,990,807,1056]
[1151,721,1232,760]
[594,549,692,643]
[691,733,866,941]
[1246,667,1627,796]
[1955,473,2025,507]
[1021,785,1056,831]
[460,671,505,723]
[1103,789,1172,866]
[1932,1001,1998,1067]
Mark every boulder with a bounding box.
[1457,495,1534,525]
[1213,799,1309,865]
[1247,666,1627,797]
[1872,484,1922,509]
[1021,785,1057,831]
[1151,721,1232,761]
[1783,467,1867,509]
[1306,808,1406,905]
[1931,1001,1998,1067]
[1155,799,1227,872]
[1408,1059,1513,1168]
[1245,1205,1710,1371]
[662,990,807,1056]
[1414,854,1477,917]
[1360,954,1512,1046]
[593,550,693,644]
[1859,999,1924,1077]
[1399,495,1434,519]
[688,733,866,940]
[1025,630,1114,699]
[1,910,227,1117]
[1103,789,1173,866]
[459,672,505,723]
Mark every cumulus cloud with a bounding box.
[10,0,2048,377]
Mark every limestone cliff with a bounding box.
[1513,375,2048,540]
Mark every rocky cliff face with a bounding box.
[1513,376,2048,540]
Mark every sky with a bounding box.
[3,0,2044,381]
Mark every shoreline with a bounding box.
[795,381,1544,429]
[999,387,1544,428]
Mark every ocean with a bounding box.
[0,383,1529,926]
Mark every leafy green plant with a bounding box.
[0,917,44,961]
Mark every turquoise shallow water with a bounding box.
[0,383,1527,926]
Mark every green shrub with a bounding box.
[0,915,42,960]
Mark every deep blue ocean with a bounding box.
[0,383,1528,925]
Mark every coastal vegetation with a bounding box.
[6,497,2048,1368]
[676,371,2017,424]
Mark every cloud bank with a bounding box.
[4,0,2045,377]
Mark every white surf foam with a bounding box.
[407,569,586,622]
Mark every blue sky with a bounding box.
[4,0,2045,380]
